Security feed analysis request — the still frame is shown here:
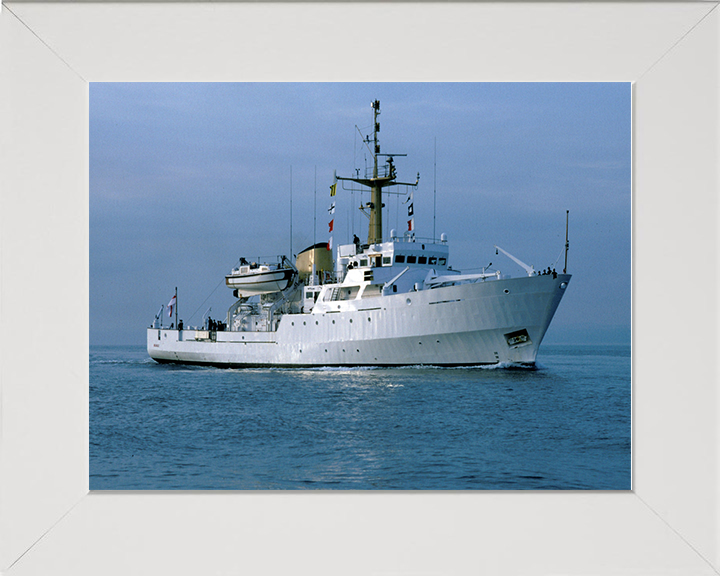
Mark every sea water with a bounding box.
[90,344,631,490]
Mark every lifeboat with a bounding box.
[225,257,296,297]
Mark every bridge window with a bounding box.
[383,256,391,265]
[429,257,437,265]
[439,257,447,266]
[407,255,417,264]
[418,256,427,264]
[395,255,405,263]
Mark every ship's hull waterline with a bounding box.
[148,274,570,367]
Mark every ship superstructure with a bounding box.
[148,101,571,367]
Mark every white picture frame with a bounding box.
[1,2,718,574]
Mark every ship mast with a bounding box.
[369,100,381,243]
[336,100,419,245]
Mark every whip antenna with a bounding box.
[564,210,569,273]
[433,137,437,241]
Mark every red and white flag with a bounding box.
[328,219,334,233]
[407,218,414,232]
[327,237,333,251]
[167,294,176,317]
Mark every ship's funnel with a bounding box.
[296,243,334,282]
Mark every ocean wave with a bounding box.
[91,358,156,366]
[385,362,540,371]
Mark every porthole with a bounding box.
[291,322,295,326]
[503,289,510,294]
[406,298,412,305]
[332,320,335,324]
[560,282,568,289]
[303,321,306,325]
[315,321,319,325]
[368,318,371,322]
[349,319,353,323]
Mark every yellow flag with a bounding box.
[330,183,336,197]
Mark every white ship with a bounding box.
[148,101,571,368]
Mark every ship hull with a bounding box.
[148,274,570,367]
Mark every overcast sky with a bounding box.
[90,82,631,346]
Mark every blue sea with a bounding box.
[90,344,631,490]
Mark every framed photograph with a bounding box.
[1,2,718,574]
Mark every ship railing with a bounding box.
[351,236,447,253]
[303,270,337,286]
[364,164,392,179]
[232,254,294,273]
[388,235,447,245]
[319,271,337,285]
